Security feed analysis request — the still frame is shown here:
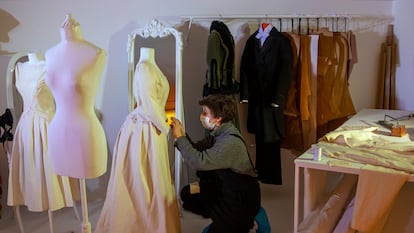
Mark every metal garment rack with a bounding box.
[181,14,394,40]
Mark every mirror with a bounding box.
[127,19,184,196]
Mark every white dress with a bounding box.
[95,61,181,233]
[7,61,79,212]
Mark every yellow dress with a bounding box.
[95,61,181,233]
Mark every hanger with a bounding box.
[336,18,339,32]
[345,17,348,32]
[185,18,193,42]
[278,18,282,32]
[317,18,320,31]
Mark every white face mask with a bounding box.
[200,114,216,130]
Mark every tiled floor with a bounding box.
[0,149,297,233]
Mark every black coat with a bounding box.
[240,27,293,142]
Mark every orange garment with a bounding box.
[332,33,355,120]
[342,31,358,80]
[317,34,337,129]
[317,32,355,138]
[299,35,312,121]
[282,29,356,152]
[329,33,349,116]
[282,32,304,151]
[307,35,319,147]
[300,35,319,150]
[282,34,319,152]
[283,32,300,117]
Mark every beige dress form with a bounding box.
[45,14,108,179]
[95,48,181,233]
[7,59,78,211]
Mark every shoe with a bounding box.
[201,224,210,233]
[255,207,271,233]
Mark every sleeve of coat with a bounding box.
[239,36,254,102]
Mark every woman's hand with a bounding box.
[170,117,185,139]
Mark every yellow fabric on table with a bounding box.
[351,164,408,233]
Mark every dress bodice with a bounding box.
[45,48,105,116]
[133,61,170,133]
[15,62,55,120]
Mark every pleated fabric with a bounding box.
[8,61,79,212]
[95,61,180,233]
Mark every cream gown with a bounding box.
[95,61,181,233]
[7,61,78,211]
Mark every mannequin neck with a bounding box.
[262,23,270,30]
[60,26,83,41]
[139,47,156,64]
[28,52,44,64]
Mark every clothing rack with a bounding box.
[181,14,393,40]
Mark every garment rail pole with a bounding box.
[181,14,393,35]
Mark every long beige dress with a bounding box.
[95,61,181,233]
[7,61,78,211]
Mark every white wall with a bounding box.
[0,0,395,195]
[393,0,414,110]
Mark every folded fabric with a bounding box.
[319,141,414,174]
[323,126,413,148]
[298,174,357,233]
[351,164,409,233]
[323,126,378,147]
[333,198,356,233]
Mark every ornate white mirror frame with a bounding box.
[127,18,185,198]
[6,52,29,129]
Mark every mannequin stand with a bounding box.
[12,195,80,233]
[79,178,91,233]
[47,205,80,233]
[13,206,25,233]
[7,137,79,233]
[48,210,54,233]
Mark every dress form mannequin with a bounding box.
[27,51,44,64]
[45,13,107,233]
[95,47,180,233]
[139,47,156,64]
[132,47,161,110]
[45,14,107,178]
